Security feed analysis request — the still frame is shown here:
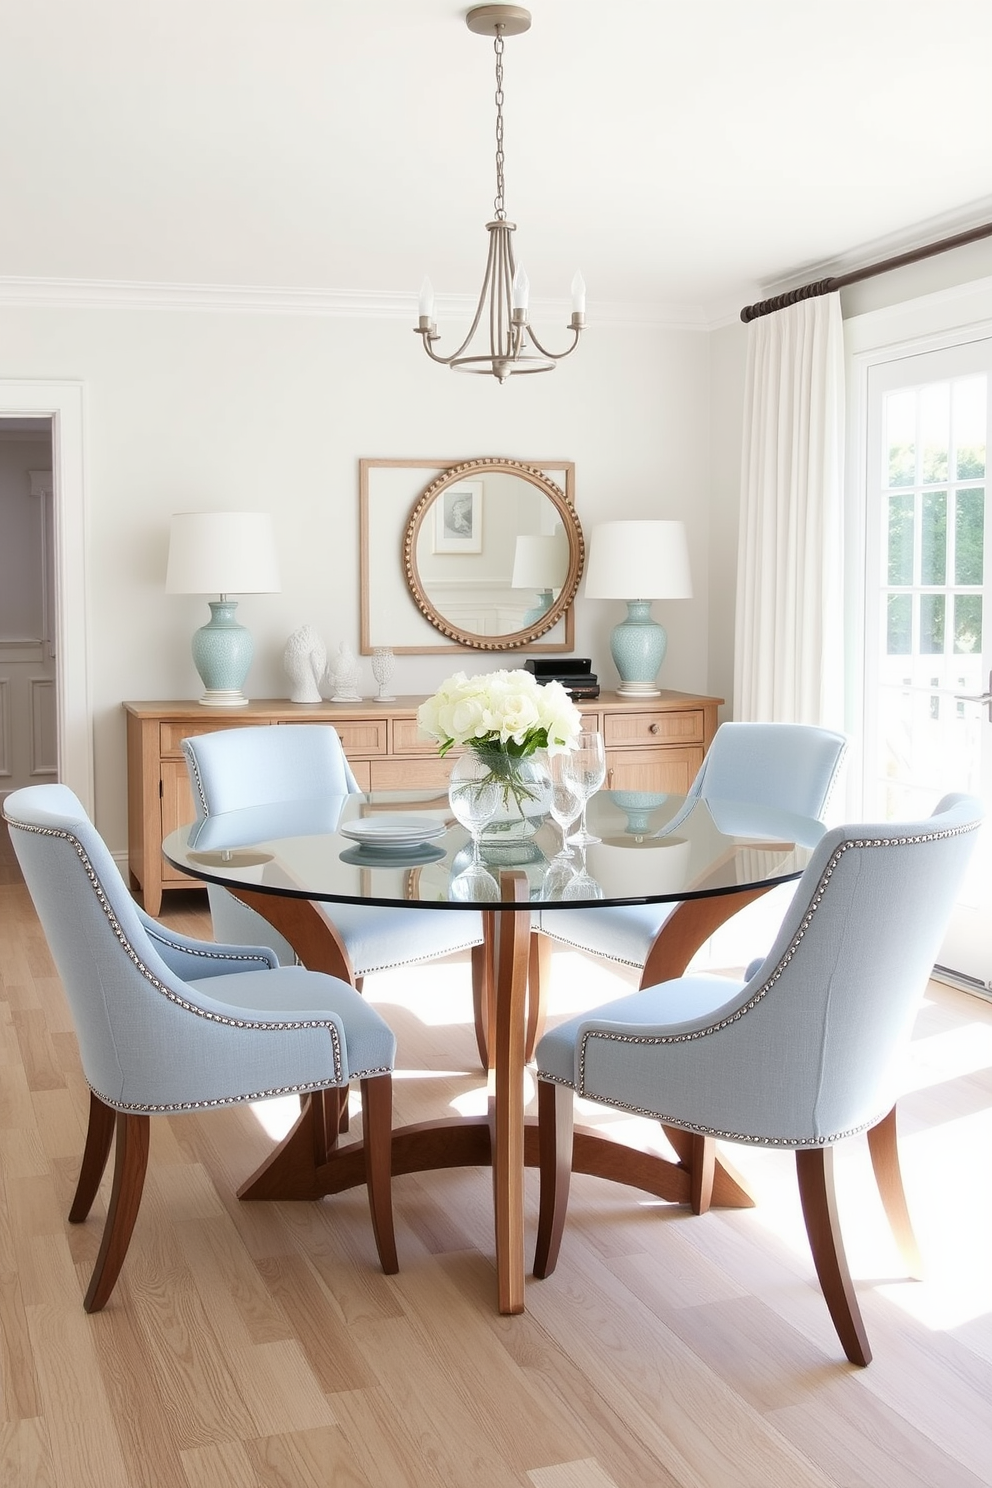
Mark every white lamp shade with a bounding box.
[166,511,281,595]
[511,532,569,590]
[583,520,692,600]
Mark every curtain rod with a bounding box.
[739,220,992,323]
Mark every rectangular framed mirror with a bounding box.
[359,458,580,654]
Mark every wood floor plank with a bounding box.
[244,1425,378,1488]
[0,1415,56,1486]
[528,1461,623,1488]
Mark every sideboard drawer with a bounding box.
[160,718,260,756]
[370,757,454,791]
[390,717,437,755]
[606,745,703,794]
[325,719,388,756]
[603,709,704,750]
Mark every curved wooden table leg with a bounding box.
[491,870,531,1315]
[235,889,356,984]
[640,885,771,989]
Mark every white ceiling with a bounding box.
[3,0,992,323]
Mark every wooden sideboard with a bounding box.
[124,689,722,914]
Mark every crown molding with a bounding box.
[0,275,710,332]
[748,196,992,306]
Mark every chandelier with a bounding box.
[414,4,585,384]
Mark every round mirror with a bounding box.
[402,459,584,649]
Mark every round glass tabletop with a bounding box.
[162,788,824,911]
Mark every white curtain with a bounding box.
[734,292,845,726]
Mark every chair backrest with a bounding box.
[2,785,265,1106]
[590,793,982,1146]
[183,723,360,821]
[694,721,848,819]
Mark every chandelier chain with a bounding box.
[493,29,506,221]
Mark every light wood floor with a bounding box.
[2,824,991,1488]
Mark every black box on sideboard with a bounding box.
[524,657,593,677]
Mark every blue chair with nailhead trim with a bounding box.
[182,725,493,1066]
[532,793,983,1366]
[4,783,398,1311]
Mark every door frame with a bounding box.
[846,296,992,815]
[0,381,92,812]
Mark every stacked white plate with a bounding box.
[339,814,448,853]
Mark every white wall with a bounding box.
[0,303,711,852]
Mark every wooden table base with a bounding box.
[233,878,758,1313]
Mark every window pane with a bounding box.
[954,594,982,654]
[886,593,912,654]
[887,494,914,584]
[886,389,916,486]
[920,490,946,584]
[920,593,945,653]
[954,375,986,478]
[920,382,949,482]
[955,487,984,585]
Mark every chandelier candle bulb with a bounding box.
[418,277,435,321]
[571,271,586,319]
[512,265,530,312]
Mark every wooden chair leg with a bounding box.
[689,1133,715,1215]
[795,1146,872,1367]
[533,1079,574,1279]
[525,931,552,1064]
[68,1090,117,1223]
[360,1074,398,1275]
[471,934,493,1070]
[82,1113,150,1313]
[866,1104,923,1279]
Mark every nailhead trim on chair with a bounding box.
[539,819,981,1147]
[182,741,209,815]
[6,818,361,1094]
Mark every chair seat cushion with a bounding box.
[187,964,397,1079]
[535,974,746,1088]
[331,903,484,975]
[536,903,674,967]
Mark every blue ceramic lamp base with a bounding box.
[191,599,253,707]
[610,600,668,697]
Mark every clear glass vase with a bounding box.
[448,745,554,845]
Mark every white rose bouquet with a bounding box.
[418,668,581,758]
[418,668,582,818]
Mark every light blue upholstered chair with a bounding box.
[4,783,398,1312]
[533,793,983,1366]
[526,722,849,1056]
[181,725,492,1063]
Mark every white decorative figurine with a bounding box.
[371,647,396,702]
[330,641,363,702]
[283,626,326,704]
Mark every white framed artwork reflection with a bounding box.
[433,481,483,553]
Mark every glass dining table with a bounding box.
[163,787,824,1315]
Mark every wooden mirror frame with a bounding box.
[402,458,583,651]
[360,457,582,654]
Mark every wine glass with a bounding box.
[448,769,501,901]
[562,730,606,846]
[560,843,603,902]
[547,751,584,859]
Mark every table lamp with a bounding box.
[166,511,281,707]
[583,520,692,696]
[511,532,569,625]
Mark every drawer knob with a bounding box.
[649,722,660,734]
